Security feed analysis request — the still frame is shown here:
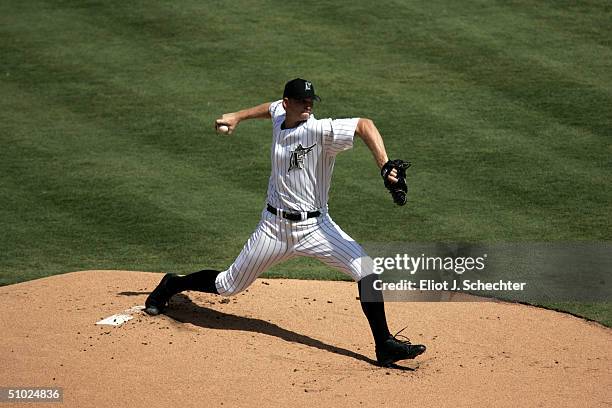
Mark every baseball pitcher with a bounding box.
[145,78,425,367]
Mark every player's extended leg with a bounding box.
[359,273,426,366]
[357,273,392,345]
[294,217,391,343]
[214,219,293,296]
[144,269,221,315]
[296,215,426,366]
[145,217,291,315]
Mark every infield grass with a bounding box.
[0,0,610,325]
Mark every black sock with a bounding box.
[358,274,391,347]
[168,270,221,295]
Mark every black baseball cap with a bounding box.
[283,78,321,101]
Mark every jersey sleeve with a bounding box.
[269,100,285,121]
[322,118,359,155]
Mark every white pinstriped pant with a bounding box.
[214,209,375,296]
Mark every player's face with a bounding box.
[284,97,314,121]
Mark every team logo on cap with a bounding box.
[289,143,316,171]
[305,81,312,91]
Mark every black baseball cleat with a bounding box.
[376,330,427,367]
[145,273,177,316]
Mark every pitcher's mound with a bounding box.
[1,271,610,407]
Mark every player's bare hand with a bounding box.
[215,114,240,135]
[386,168,399,184]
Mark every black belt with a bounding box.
[266,204,321,221]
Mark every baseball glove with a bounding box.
[381,159,411,206]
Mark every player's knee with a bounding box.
[218,287,240,296]
[216,281,248,296]
[353,256,377,281]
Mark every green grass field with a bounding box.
[1,1,610,325]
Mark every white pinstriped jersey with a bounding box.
[266,100,359,212]
[214,100,373,296]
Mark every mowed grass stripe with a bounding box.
[2,0,608,230]
[332,86,610,241]
[0,83,264,282]
[0,27,274,202]
[1,0,610,298]
[2,2,608,245]
[10,0,612,147]
[365,2,612,137]
[0,1,282,201]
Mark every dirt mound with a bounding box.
[0,271,610,407]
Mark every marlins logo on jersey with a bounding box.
[288,143,316,171]
[266,99,358,212]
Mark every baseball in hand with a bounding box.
[217,125,229,134]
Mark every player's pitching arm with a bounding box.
[355,118,398,183]
[215,102,272,135]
